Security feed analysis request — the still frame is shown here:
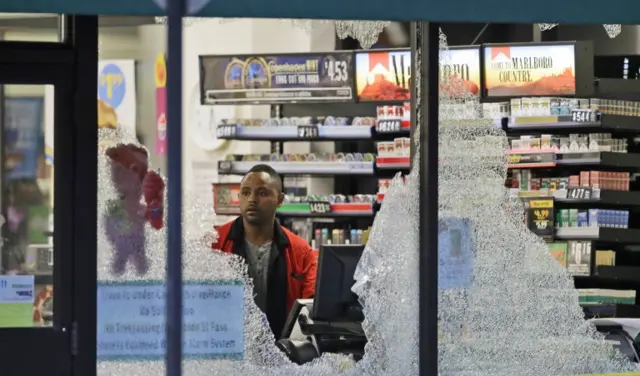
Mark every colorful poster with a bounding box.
[483,44,576,97]
[97,60,137,135]
[200,52,354,104]
[4,97,43,180]
[154,53,167,156]
[440,47,481,96]
[355,50,411,101]
[355,47,481,100]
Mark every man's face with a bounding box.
[239,172,283,226]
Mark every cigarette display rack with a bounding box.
[503,95,640,319]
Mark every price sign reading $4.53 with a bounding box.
[324,59,349,82]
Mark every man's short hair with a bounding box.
[245,164,283,193]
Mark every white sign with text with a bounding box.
[97,280,244,361]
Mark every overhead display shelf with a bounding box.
[218,160,375,176]
[217,125,373,141]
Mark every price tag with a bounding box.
[218,160,233,174]
[324,58,350,83]
[297,125,319,138]
[567,241,592,276]
[566,186,593,200]
[571,109,597,123]
[376,119,402,133]
[216,124,237,139]
[309,201,332,214]
[525,198,554,241]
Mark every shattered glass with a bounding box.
[538,23,622,38]
[96,29,634,376]
[153,18,387,49]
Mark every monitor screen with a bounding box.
[312,244,364,322]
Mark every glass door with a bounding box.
[0,70,76,375]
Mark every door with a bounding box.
[0,17,99,376]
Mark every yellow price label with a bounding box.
[529,200,553,209]
[507,154,521,164]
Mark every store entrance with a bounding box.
[0,16,99,376]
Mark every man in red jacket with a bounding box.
[212,164,317,339]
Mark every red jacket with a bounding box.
[212,217,317,338]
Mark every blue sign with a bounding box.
[439,217,474,289]
[97,280,244,361]
[98,64,127,109]
[4,98,43,180]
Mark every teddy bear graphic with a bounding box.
[103,143,164,276]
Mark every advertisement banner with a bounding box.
[154,53,167,156]
[5,97,43,180]
[355,47,481,101]
[355,49,411,101]
[441,47,481,96]
[200,52,354,104]
[483,44,576,97]
[98,60,137,135]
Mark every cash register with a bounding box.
[277,244,367,364]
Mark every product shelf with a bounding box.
[504,114,640,133]
[555,151,640,169]
[277,202,375,218]
[582,303,640,318]
[554,190,640,207]
[217,160,375,176]
[376,156,411,169]
[555,227,640,244]
[217,125,373,141]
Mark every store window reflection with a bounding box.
[0,14,63,42]
[0,85,54,328]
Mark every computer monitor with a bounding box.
[312,244,364,322]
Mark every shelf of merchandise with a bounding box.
[582,303,640,318]
[375,156,411,170]
[505,110,640,310]
[555,190,640,207]
[506,150,640,170]
[217,124,373,141]
[218,160,375,176]
[277,203,375,218]
[504,114,640,133]
[213,202,376,218]
[555,227,640,243]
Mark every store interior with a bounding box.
[6,14,640,374]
